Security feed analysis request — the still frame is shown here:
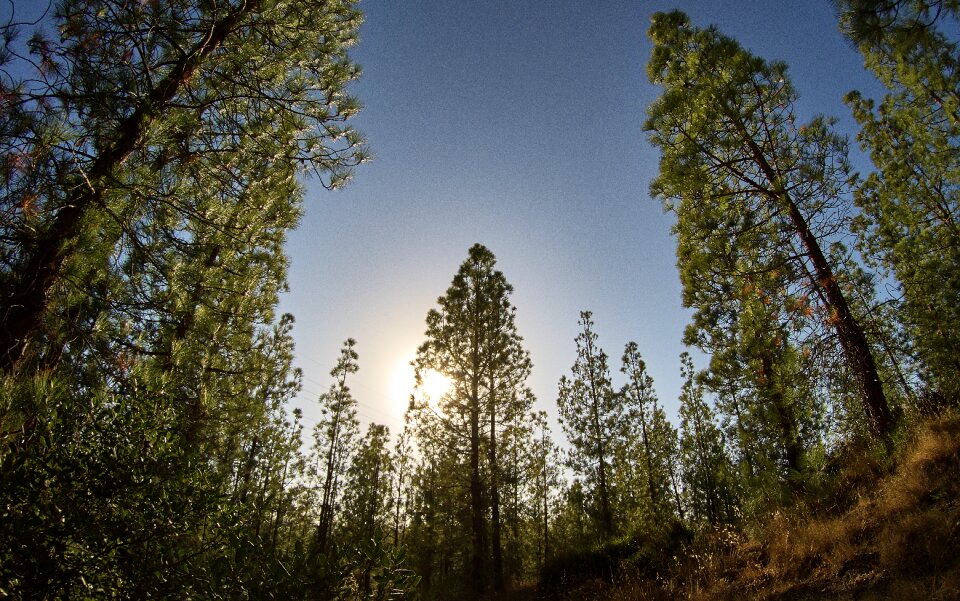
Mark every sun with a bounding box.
[419,369,452,402]
[390,356,452,411]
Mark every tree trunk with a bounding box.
[584,332,614,539]
[469,398,485,597]
[488,390,504,592]
[634,381,660,517]
[540,425,550,567]
[592,394,613,539]
[317,391,345,555]
[596,441,613,538]
[737,122,896,440]
[782,195,895,438]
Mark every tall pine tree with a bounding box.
[557,311,621,541]
[646,10,897,441]
[410,243,535,596]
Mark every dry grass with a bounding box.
[714,410,960,600]
[582,410,960,601]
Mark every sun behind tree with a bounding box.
[419,369,453,405]
[408,243,535,597]
[391,357,452,411]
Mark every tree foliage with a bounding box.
[408,243,537,597]
[838,0,960,404]
[677,353,739,526]
[557,311,622,541]
[0,2,418,598]
[645,10,897,442]
[0,0,366,373]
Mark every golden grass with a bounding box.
[731,411,960,600]
[593,410,960,601]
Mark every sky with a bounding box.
[279,0,888,440]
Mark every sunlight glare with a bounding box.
[391,356,417,410]
[420,369,452,403]
[390,355,452,411]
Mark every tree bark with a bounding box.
[780,194,895,438]
[469,397,485,597]
[735,119,896,440]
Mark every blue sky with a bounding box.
[280,0,886,439]
[0,0,885,442]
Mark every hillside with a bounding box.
[542,410,960,601]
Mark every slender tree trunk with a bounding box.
[735,121,895,439]
[469,397,485,597]
[488,389,504,592]
[669,461,685,522]
[781,195,894,437]
[596,438,612,538]
[422,475,436,591]
[468,284,487,597]
[393,462,405,548]
[541,427,550,566]
[360,458,381,597]
[584,333,614,539]
[592,393,613,539]
[317,390,345,555]
[633,381,659,517]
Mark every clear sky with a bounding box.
[276,0,884,440]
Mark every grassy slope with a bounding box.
[549,411,960,601]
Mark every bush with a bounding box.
[538,521,691,598]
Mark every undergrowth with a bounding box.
[541,410,960,601]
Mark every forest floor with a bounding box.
[507,409,960,601]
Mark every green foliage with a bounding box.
[407,243,539,596]
[0,1,395,598]
[554,318,685,557]
[557,311,623,540]
[677,353,740,526]
[538,522,692,598]
[0,0,367,371]
[619,342,680,525]
[312,338,362,556]
[6,2,960,597]
[340,423,394,551]
[527,411,563,571]
[334,536,421,601]
[646,11,897,472]
[839,0,960,404]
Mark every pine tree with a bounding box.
[619,342,676,523]
[311,338,361,556]
[339,423,393,596]
[557,311,621,540]
[677,353,739,526]
[646,10,897,440]
[0,0,366,373]
[390,421,415,549]
[0,2,367,595]
[411,243,534,596]
[529,411,561,570]
[838,0,960,404]
[341,423,392,547]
